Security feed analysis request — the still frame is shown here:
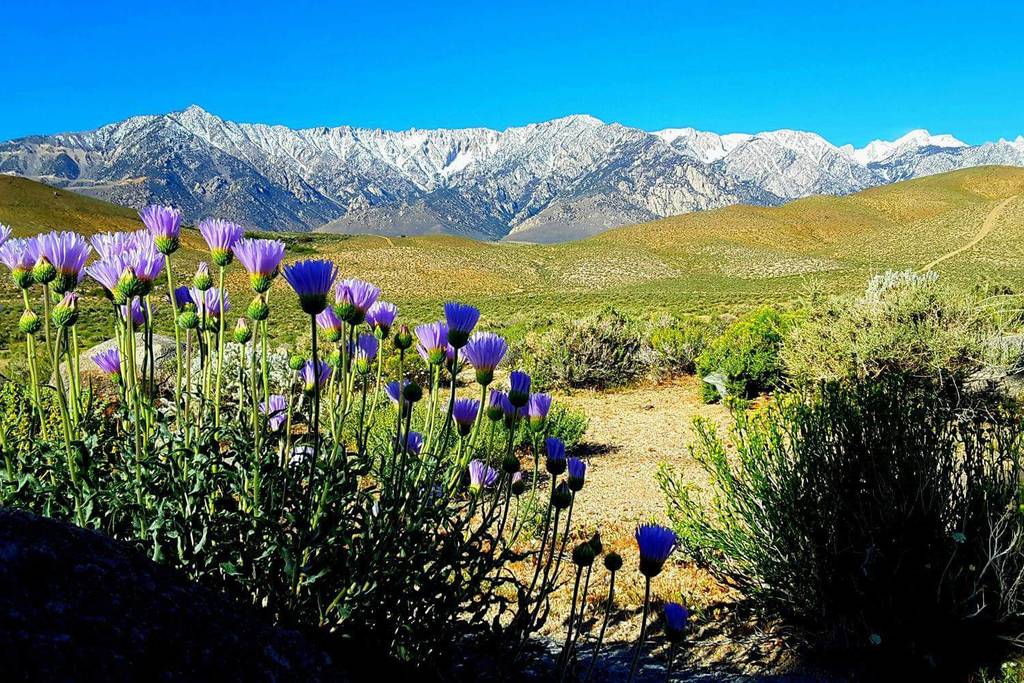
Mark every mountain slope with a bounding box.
[4,107,1024,242]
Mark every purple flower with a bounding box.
[366,301,398,338]
[486,389,508,422]
[452,397,480,436]
[334,278,381,324]
[92,348,122,382]
[462,332,508,385]
[315,307,344,342]
[545,437,567,475]
[283,259,337,315]
[139,205,182,254]
[0,237,39,288]
[37,231,92,293]
[86,257,126,301]
[664,603,689,643]
[199,218,244,266]
[415,321,449,365]
[384,380,406,404]
[509,370,531,408]
[126,242,166,290]
[635,523,678,577]
[527,393,552,429]
[234,238,286,292]
[510,471,526,496]
[259,394,288,431]
[354,334,379,374]
[444,302,480,348]
[192,287,230,319]
[468,459,499,492]
[301,359,332,394]
[172,286,194,311]
[567,457,587,491]
[405,431,424,455]
[0,224,11,247]
[120,299,147,327]
[91,231,148,260]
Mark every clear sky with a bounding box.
[2,0,1022,146]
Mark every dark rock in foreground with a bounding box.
[0,507,344,681]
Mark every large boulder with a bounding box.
[67,333,177,390]
[0,508,345,681]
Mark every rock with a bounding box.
[62,333,178,390]
[0,508,345,681]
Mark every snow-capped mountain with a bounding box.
[1,106,1022,242]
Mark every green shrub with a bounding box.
[694,306,793,402]
[524,308,646,390]
[783,270,994,385]
[648,315,720,376]
[659,376,1024,675]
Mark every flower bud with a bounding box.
[11,267,32,289]
[572,542,596,567]
[501,454,521,474]
[393,324,413,351]
[289,354,305,371]
[402,381,424,404]
[510,472,526,496]
[604,551,623,572]
[249,272,273,294]
[247,295,270,321]
[18,309,41,335]
[177,309,200,330]
[552,481,573,510]
[232,318,252,344]
[193,263,212,291]
[51,292,79,328]
[32,256,56,285]
[326,349,342,369]
[116,266,145,300]
[588,531,603,556]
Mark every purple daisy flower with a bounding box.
[451,397,481,436]
[445,344,464,376]
[635,523,678,577]
[192,287,230,320]
[462,332,508,386]
[545,437,567,475]
[301,359,332,394]
[405,431,424,456]
[92,347,122,382]
[199,218,244,267]
[172,286,194,311]
[444,301,480,348]
[315,307,344,342]
[139,205,182,255]
[664,603,689,643]
[468,459,499,492]
[0,237,39,288]
[527,393,552,429]
[415,321,449,366]
[486,389,508,422]
[283,259,337,315]
[0,224,11,247]
[90,231,147,260]
[37,231,92,293]
[120,298,147,327]
[259,394,288,431]
[354,333,379,374]
[234,237,286,293]
[366,301,398,338]
[126,242,166,292]
[511,471,526,496]
[508,370,531,408]
[334,278,381,324]
[567,457,587,491]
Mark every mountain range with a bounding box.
[1,105,1022,242]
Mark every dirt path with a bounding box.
[920,194,1018,272]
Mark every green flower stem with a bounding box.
[547,493,576,596]
[22,290,46,437]
[166,253,184,418]
[558,565,584,674]
[214,266,226,427]
[584,569,617,682]
[626,577,652,683]
[260,319,270,406]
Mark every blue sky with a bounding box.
[2,0,1022,146]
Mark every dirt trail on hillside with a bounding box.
[921,194,1018,271]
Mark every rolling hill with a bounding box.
[1,166,1022,368]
